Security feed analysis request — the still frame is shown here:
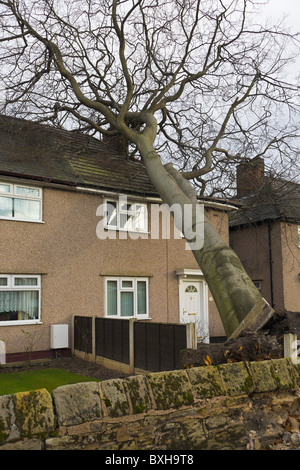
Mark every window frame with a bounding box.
[0,181,43,222]
[104,198,148,233]
[298,225,300,248]
[105,277,149,320]
[0,274,42,326]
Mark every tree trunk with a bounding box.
[193,212,271,338]
[137,137,274,338]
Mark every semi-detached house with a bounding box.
[229,156,300,316]
[0,115,238,363]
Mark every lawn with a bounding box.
[0,368,99,396]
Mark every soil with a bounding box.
[181,310,298,368]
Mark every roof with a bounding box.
[0,114,239,211]
[229,178,300,227]
[0,114,157,197]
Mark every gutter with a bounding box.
[0,171,240,211]
[200,199,240,212]
[76,186,239,211]
[76,186,162,203]
[0,170,77,190]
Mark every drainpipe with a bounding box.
[267,220,274,308]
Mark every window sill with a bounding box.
[0,321,43,327]
[0,217,44,224]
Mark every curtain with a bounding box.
[137,281,146,315]
[0,291,39,321]
[107,281,117,315]
[14,199,40,220]
[121,291,134,316]
[0,196,13,217]
[0,197,40,219]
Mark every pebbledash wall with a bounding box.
[2,358,300,450]
[1,185,229,360]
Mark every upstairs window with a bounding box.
[0,182,42,222]
[105,198,148,233]
[0,275,41,325]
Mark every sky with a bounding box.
[0,0,298,104]
[258,0,300,79]
[260,0,300,31]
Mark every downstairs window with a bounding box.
[105,277,149,319]
[0,275,41,325]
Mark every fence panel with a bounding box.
[160,323,186,371]
[73,316,189,372]
[73,316,93,354]
[133,321,147,370]
[95,318,130,364]
[134,321,186,372]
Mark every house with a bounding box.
[229,156,300,315]
[0,114,237,363]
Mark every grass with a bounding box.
[0,368,99,396]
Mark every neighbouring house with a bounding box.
[0,115,239,363]
[229,156,300,316]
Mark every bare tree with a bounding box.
[0,0,299,337]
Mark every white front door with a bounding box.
[179,279,209,343]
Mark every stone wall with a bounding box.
[1,358,300,450]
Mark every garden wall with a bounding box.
[1,358,300,451]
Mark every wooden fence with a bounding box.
[95,318,130,365]
[134,321,188,372]
[72,315,197,374]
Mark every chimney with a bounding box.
[102,128,129,158]
[236,156,265,198]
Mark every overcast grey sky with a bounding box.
[260,0,300,31]
[259,0,300,79]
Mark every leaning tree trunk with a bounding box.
[137,136,274,339]
[193,211,271,338]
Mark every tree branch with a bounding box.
[181,71,261,179]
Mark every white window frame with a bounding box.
[298,225,300,248]
[0,274,42,326]
[104,197,148,233]
[0,182,43,222]
[105,277,149,319]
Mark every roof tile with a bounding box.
[0,114,157,196]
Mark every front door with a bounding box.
[179,279,209,343]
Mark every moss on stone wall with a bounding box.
[12,389,55,439]
[1,358,300,450]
